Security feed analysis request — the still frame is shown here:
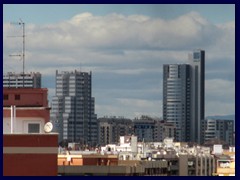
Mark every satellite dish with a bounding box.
[44,122,53,133]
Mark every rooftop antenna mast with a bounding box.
[9,19,25,87]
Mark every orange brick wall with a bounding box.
[4,154,57,176]
[58,156,118,166]
[3,134,58,176]
[3,134,58,147]
[58,158,83,166]
[3,88,48,107]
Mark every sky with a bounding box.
[3,4,235,119]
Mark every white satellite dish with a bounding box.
[44,122,53,133]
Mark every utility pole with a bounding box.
[9,19,25,87]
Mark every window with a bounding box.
[193,52,200,59]
[3,94,8,100]
[15,94,20,100]
[28,123,40,133]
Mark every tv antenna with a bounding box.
[9,19,25,87]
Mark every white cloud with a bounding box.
[4,11,223,52]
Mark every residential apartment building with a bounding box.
[50,70,97,146]
[133,116,155,142]
[213,147,235,176]
[3,87,58,176]
[155,120,176,142]
[3,72,41,88]
[133,116,176,142]
[98,116,133,146]
[3,88,50,133]
[202,119,234,146]
[163,50,205,143]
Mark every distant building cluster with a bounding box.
[98,115,176,145]
[97,115,234,147]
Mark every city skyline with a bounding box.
[3,4,235,119]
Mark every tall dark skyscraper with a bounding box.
[50,70,97,146]
[188,50,205,144]
[163,50,205,144]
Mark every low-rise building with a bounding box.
[3,87,58,176]
[57,152,168,176]
[3,88,50,133]
[212,145,235,176]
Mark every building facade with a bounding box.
[163,64,191,142]
[133,116,155,142]
[188,50,205,144]
[3,88,58,176]
[202,119,234,146]
[3,134,58,176]
[163,50,205,143]
[213,149,235,176]
[133,116,176,142]
[98,116,133,146]
[50,70,97,146]
[155,120,176,142]
[3,72,41,88]
[3,88,50,133]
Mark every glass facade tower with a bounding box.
[163,64,191,142]
[163,50,205,143]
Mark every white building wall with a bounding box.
[3,117,45,134]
